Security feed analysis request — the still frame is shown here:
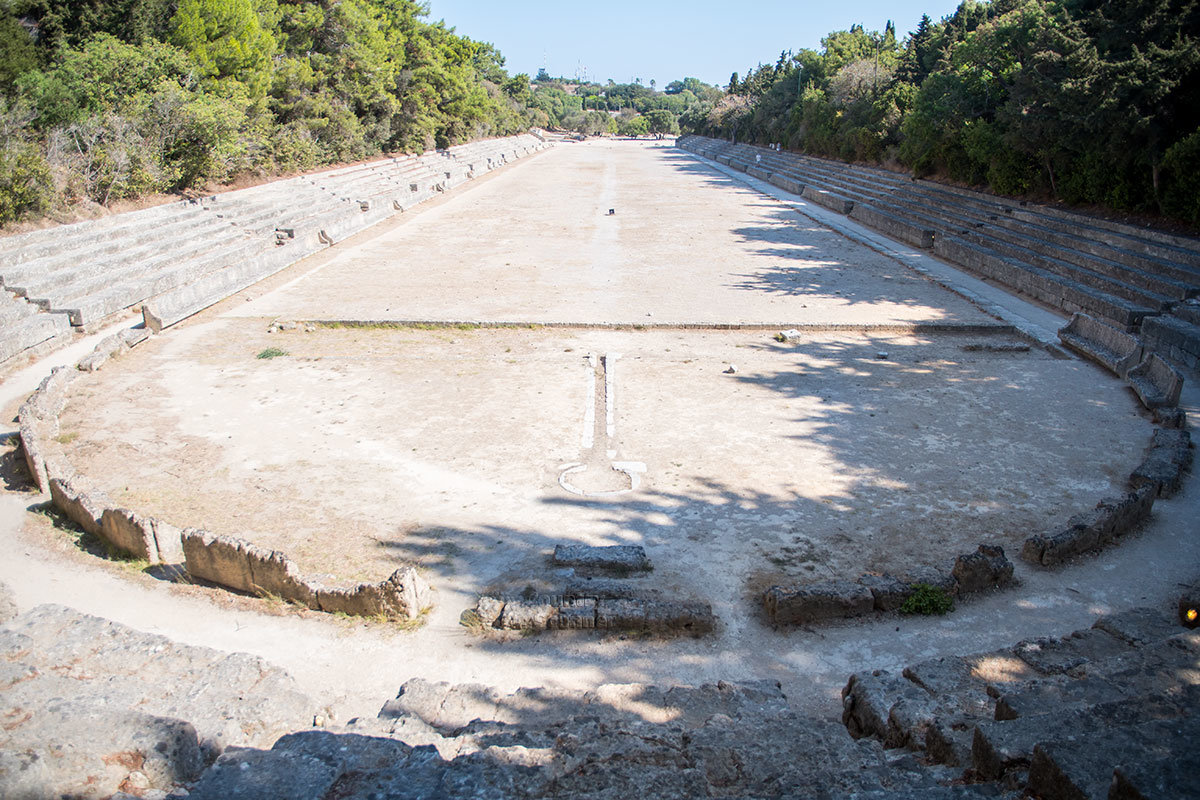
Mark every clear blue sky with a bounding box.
[426,0,967,88]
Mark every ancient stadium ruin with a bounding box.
[1,134,1197,798]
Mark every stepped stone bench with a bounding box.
[1141,312,1200,371]
[1057,312,1143,377]
[841,605,1198,795]
[801,185,855,215]
[848,202,936,249]
[1126,352,1184,409]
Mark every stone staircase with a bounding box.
[0,134,549,369]
[842,606,1199,798]
[678,136,1200,371]
[3,581,1195,798]
[187,679,1006,800]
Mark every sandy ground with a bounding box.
[1,139,1197,724]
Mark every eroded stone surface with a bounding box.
[0,605,317,798]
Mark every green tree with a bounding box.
[169,0,277,96]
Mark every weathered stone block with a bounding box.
[545,598,596,630]
[1057,312,1143,377]
[182,528,256,594]
[315,567,430,620]
[1023,487,1155,566]
[904,567,957,596]
[474,595,505,626]
[496,599,557,629]
[99,508,159,561]
[48,475,110,537]
[253,548,317,608]
[951,545,1015,595]
[1093,606,1181,647]
[763,581,874,625]
[552,544,651,573]
[1129,428,1192,498]
[1127,353,1184,409]
[857,573,914,612]
[1013,628,1133,675]
[186,746,342,800]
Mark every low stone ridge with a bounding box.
[1057,312,1144,377]
[182,529,431,620]
[1021,486,1155,566]
[0,604,318,799]
[551,544,651,573]
[1129,427,1193,498]
[841,605,1199,797]
[17,336,434,620]
[182,677,1011,799]
[766,546,1014,626]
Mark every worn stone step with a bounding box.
[1012,627,1134,675]
[1142,313,1200,371]
[971,685,1199,781]
[1110,748,1200,799]
[1028,715,1200,800]
[0,301,72,364]
[0,201,203,271]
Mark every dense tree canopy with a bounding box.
[0,0,541,223]
[688,0,1200,224]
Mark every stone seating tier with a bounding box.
[679,136,1200,338]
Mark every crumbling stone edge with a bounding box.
[17,329,433,621]
[763,543,1017,627]
[763,421,1193,627]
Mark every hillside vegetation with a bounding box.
[688,0,1199,225]
[0,0,542,224]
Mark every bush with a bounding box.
[0,143,54,224]
[1162,129,1200,224]
[899,583,954,616]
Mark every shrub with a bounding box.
[0,143,54,224]
[899,583,954,615]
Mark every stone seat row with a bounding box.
[0,133,549,367]
[678,136,1200,365]
[842,605,1199,798]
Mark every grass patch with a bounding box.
[53,431,79,445]
[256,347,288,359]
[900,583,954,616]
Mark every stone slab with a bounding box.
[763,581,874,625]
[551,544,651,573]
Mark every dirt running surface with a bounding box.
[17,139,1192,719]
